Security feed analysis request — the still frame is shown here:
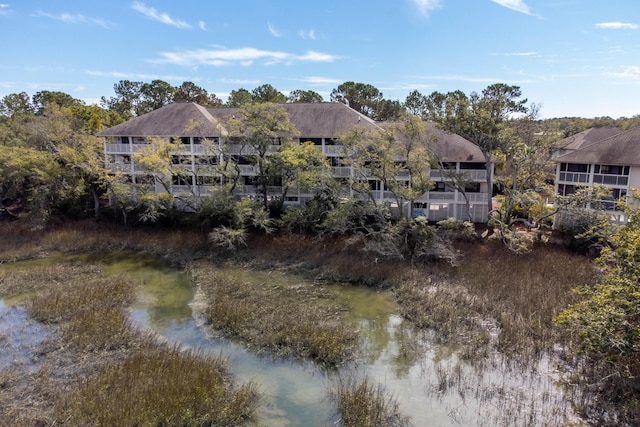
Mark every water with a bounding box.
[0,254,585,427]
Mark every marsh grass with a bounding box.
[0,221,207,264]
[0,259,260,426]
[397,240,599,362]
[193,263,358,367]
[332,377,411,427]
[57,346,259,426]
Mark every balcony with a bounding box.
[558,171,589,183]
[429,169,487,181]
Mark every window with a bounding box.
[464,182,481,193]
[302,138,322,145]
[196,156,217,165]
[558,184,576,196]
[196,175,219,186]
[460,162,485,170]
[172,175,193,186]
[560,163,590,173]
[121,136,130,144]
[596,164,627,175]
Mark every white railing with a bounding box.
[558,171,589,183]
[105,163,133,173]
[105,143,132,154]
[429,169,486,181]
[593,174,628,186]
[324,145,346,156]
[332,167,352,177]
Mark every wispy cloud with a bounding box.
[410,0,442,18]
[131,2,191,29]
[298,76,341,85]
[0,4,12,16]
[151,47,339,67]
[268,23,281,37]
[199,21,207,31]
[491,51,539,56]
[298,29,317,40]
[608,66,640,80]
[490,0,533,16]
[84,70,191,82]
[32,10,112,28]
[595,22,638,30]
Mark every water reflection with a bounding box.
[1,254,586,427]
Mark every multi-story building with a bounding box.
[554,126,640,224]
[98,102,492,222]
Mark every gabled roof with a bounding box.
[98,102,379,138]
[555,126,640,165]
[423,123,486,163]
[97,102,224,137]
[555,127,623,151]
[378,122,487,163]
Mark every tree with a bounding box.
[251,84,286,103]
[424,83,529,222]
[32,90,82,114]
[138,80,176,114]
[287,89,323,103]
[330,81,384,118]
[404,90,428,119]
[336,115,432,216]
[225,103,299,209]
[0,92,34,117]
[372,99,405,121]
[555,191,640,424]
[268,141,332,210]
[226,88,253,107]
[174,81,222,106]
[101,80,143,120]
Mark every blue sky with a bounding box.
[1,0,639,119]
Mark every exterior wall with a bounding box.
[104,135,492,223]
[554,161,634,225]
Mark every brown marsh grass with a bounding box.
[58,346,259,426]
[0,259,259,426]
[332,377,411,427]
[192,262,359,367]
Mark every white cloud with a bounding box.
[411,0,442,18]
[199,21,207,31]
[608,66,640,80]
[299,29,317,40]
[268,23,281,37]
[490,0,532,16]
[131,2,191,29]
[491,51,539,56]
[84,70,192,82]
[299,76,341,85]
[0,4,12,16]
[151,47,338,67]
[595,22,638,30]
[32,10,112,28]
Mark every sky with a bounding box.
[1,0,639,119]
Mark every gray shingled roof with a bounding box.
[97,102,225,137]
[555,126,640,165]
[96,102,482,162]
[555,127,623,151]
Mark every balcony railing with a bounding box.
[593,174,628,186]
[558,171,589,183]
[429,169,487,181]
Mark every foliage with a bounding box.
[330,81,384,118]
[287,89,324,103]
[424,83,529,221]
[226,102,300,208]
[555,192,640,424]
[554,184,617,253]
